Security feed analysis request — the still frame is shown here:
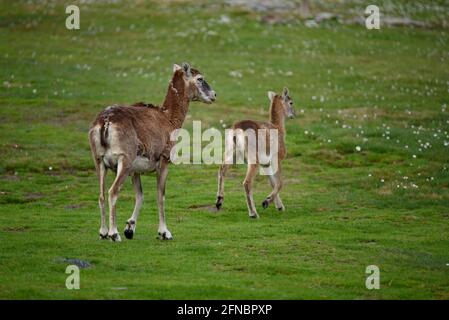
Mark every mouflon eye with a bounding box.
[198,78,204,83]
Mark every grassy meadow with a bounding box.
[0,0,448,299]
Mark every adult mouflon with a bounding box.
[89,63,216,241]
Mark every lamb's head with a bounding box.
[268,87,295,119]
[173,63,216,104]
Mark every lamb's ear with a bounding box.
[181,62,192,78]
[173,64,182,73]
[282,87,289,98]
[268,91,276,101]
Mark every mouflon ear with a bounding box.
[181,62,192,78]
[173,64,182,73]
[282,87,289,98]
[268,91,276,101]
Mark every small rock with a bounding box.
[383,16,429,28]
[304,20,318,28]
[57,257,92,269]
[315,12,338,23]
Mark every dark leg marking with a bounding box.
[215,196,223,210]
[110,233,120,242]
[158,232,174,240]
[124,220,135,240]
[262,199,270,209]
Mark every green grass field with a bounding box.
[0,0,448,299]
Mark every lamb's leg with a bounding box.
[156,158,173,240]
[107,155,131,242]
[96,159,108,239]
[262,171,283,210]
[215,163,229,210]
[243,164,259,218]
[124,173,143,240]
[267,174,285,211]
